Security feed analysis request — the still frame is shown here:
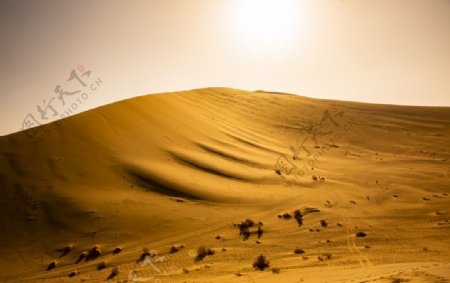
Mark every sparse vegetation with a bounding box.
[112,247,122,254]
[294,248,305,254]
[272,267,280,274]
[137,248,152,263]
[281,213,292,220]
[303,207,320,214]
[237,219,256,240]
[76,251,88,264]
[318,253,332,261]
[391,278,407,283]
[355,231,367,238]
[320,220,328,227]
[107,265,119,280]
[293,209,303,226]
[58,245,73,258]
[97,261,107,270]
[195,246,214,262]
[170,244,184,253]
[68,270,78,277]
[47,261,56,271]
[253,255,269,271]
[86,246,101,261]
[257,222,263,239]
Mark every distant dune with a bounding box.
[0,88,449,282]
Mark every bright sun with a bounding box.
[229,0,300,54]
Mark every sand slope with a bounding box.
[0,88,449,282]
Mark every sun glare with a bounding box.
[229,0,300,54]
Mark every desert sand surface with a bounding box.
[0,87,449,282]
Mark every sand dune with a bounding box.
[0,88,449,282]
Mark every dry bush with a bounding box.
[253,255,269,271]
[355,231,367,238]
[195,246,214,262]
[107,266,119,280]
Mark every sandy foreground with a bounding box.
[0,88,449,282]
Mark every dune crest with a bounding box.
[0,88,449,282]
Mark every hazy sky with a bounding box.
[1,0,449,135]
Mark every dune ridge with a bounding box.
[0,87,449,282]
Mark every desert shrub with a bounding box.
[170,244,184,253]
[97,261,107,270]
[76,251,88,264]
[293,210,303,226]
[137,248,151,263]
[282,213,292,220]
[113,247,122,254]
[47,261,56,271]
[320,220,328,227]
[355,231,366,238]
[272,267,280,274]
[238,220,254,240]
[243,219,255,227]
[195,246,214,261]
[86,246,101,261]
[68,270,78,277]
[107,266,119,280]
[59,245,73,258]
[257,224,263,239]
[253,255,269,271]
[303,207,320,214]
[294,248,305,254]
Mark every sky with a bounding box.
[1,0,449,135]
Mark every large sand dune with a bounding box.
[0,88,449,282]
